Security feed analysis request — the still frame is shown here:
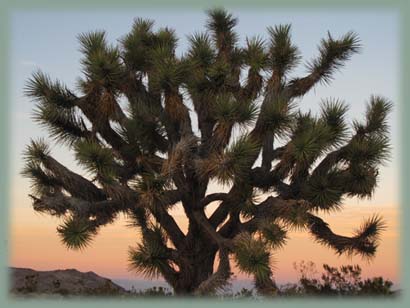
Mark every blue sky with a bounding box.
[10,8,399,208]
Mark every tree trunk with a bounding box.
[171,240,218,294]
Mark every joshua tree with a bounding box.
[23,9,391,295]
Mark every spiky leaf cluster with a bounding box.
[305,31,361,85]
[258,221,287,249]
[57,216,97,250]
[74,140,118,180]
[197,136,259,185]
[233,232,272,281]
[267,24,300,77]
[128,226,172,279]
[212,93,258,126]
[302,169,344,211]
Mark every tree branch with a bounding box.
[307,213,384,257]
[199,193,228,209]
[41,155,106,201]
[194,249,231,295]
[285,31,360,98]
[31,193,125,226]
[193,211,232,248]
[150,204,186,250]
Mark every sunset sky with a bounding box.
[9,8,400,286]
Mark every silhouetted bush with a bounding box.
[277,261,395,296]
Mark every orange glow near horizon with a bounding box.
[10,201,399,285]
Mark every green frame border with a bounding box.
[0,0,408,307]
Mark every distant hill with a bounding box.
[9,267,257,297]
[10,267,127,297]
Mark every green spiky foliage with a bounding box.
[128,225,175,279]
[57,216,97,250]
[22,8,391,296]
[234,233,272,280]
